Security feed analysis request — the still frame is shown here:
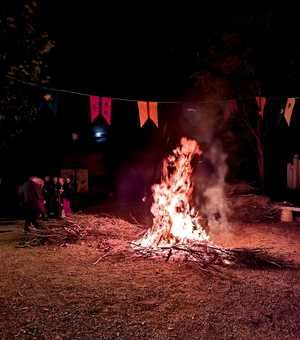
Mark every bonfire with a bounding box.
[135,137,208,248]
[132,138,295,270]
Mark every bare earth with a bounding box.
[0,217,300,340]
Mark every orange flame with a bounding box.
[136,137,209,248]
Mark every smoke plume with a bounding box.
[181,103,230,232]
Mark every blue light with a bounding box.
[93,126,108,143]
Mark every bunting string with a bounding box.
[7,75,300,105]
[4,75,300,129]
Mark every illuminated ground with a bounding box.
[0,217,300,339]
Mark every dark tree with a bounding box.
[0,0,55,152]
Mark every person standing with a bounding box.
[56,177,65,218]
[63,177,74,216]
[21,176,42,231]
[52,177,60,218]
[43,176,54,217]
[33,177,46,220]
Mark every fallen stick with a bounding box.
[92,252,111,265]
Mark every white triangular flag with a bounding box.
[284,98,296,126]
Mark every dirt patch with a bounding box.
[0,217,300,339]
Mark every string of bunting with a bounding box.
[6,75,300,128]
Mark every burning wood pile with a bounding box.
[132,138,295,270]
[135,138,209,248]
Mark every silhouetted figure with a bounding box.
[56,177,65,218]
[43,176,56,217]
[35,177,46,219]
[21,177,43,231]
[52,177,60,217]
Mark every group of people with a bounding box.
[19,176,74,231]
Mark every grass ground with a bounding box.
[0,215,300,339]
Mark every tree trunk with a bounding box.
[256,141,265,189]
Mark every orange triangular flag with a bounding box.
[137,101,149,127]
[148,102,158,127]
[284,98,296,126]
[256,96,266,118]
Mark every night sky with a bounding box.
[40,4,300,97]
[2,1,300,208]
[2,2,299,97]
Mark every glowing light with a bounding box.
[135,137,209,249]
[43,94,52,101]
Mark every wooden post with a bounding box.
[297,155,300,188]
[280,209,293,222]
[292,155,297,189]
[287,163,293,189]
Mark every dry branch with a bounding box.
[132,242,298,270]
[226,183,279,223]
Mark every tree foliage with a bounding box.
[186,29,267,186]
[0,0,55,151]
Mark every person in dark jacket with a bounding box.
[55,177,65,218]
[43,176,55,217]
[52,176,62,218]
[35,177,47,220]
[21,176,43,231]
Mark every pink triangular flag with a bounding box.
[284,98,296,126]
[101,97,112,125]
[256,96,266,118]
[90,96,100,122]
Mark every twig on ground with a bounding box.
[92,252,112,265]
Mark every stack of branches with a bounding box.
[132,242,298,271]
[21,214,144,249]
[226,182,279,223]
[22,219,84,247]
